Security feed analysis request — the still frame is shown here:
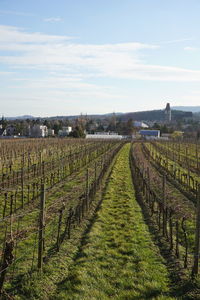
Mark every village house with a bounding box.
[6,125,17,136]
[133,121,149,128]
[30,125,48,138]
[139,129,160,140]
[86,131,123,140]
[58,126,72,137]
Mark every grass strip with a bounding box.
[54,143,173,300]
[12,142,121,299]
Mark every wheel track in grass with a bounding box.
[0,143,121,297]
[12,141,122,299]
[53,143,174,300]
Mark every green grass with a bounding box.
[146,142,200,191]
[53,143,173,300]
[2,143,120,297]
[11,143,120,299]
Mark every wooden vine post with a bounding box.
[162,175,166,237]
[21,167,24,208]
[0,214,14,295]
[147,167,150,204]
[94,162,97,192]
[86,169,89,210]
[0,239,14,294]
[56,202,65,251]
[192,184,200,277]
[38,183,45,271]
[169,209,173,250]
[181,217,188,268]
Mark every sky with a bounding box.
[1,0,200,117]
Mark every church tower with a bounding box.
[164,103,171,122]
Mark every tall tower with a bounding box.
[164,103,171,122]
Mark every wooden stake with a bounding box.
[38,184,45,271]
[86,169,89,210]
[21,167,24,208]
[0,239,14,294]
[192,184,200,277]
[162,175,166,237]
[56,203,65,251]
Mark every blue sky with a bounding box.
[1,0,200,117]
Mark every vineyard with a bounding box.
[0,138,122,298]
[1,138,200,299]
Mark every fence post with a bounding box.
[38,184,45,271]
[95,162,97,192]
[162,175,166,237]
[21,167,24,208]
[192,184,200,277]
[3,193,7,218]
[147,167,150,204]
[182,217,188,268]
[56,203,65,251]
[86,169,89,210]
[196,143,199,170]
[175,220,179,258]
[0,239,14,295]
[169,209,173,250]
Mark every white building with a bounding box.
[58,126,72,137]
[161,133,172,140]
[133,121,149,128]
[95,131,118,135]
[31,125,48,137]
[86,132,123,140]
[48,129,55,136]
[0,125,6,137]
[139,130,160,140]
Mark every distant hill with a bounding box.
[172,106,200,113]
[118,110,164,122]
[5,114,123,121]
[117,109,193,122]
[47,109,192,122]
[5,109,193,122]
[6,115,36,120]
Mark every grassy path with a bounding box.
[54,144,173,300]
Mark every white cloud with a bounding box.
[1,25,200,85]
[0,71,14,75]
[184,46,198,51]
[160,37,195,44]
[44,17,63,23]
[0,25,71,43]
[0,10,35,17]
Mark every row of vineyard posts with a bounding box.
[153,140,200,173]
[0,142,116,219]
[0,141,123,295]
[0,142,108,190]
[130,143,200,278]
[143,142,200,199]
